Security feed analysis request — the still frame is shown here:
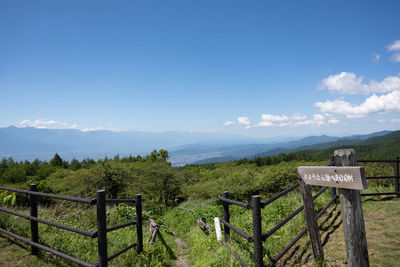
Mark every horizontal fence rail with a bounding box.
[0,185,95,204]
[357,159,398,163]
[0,206,97,237]
[0,185,143,267]
[219,197,252,209]
[271,194,338,264]
[219,185,334,266]
[261,182,300,208]
[220,219,253,242]
[107,242,138,262]
[219,156,399,266]
[0,227,94,267]
[358,156,399,197]
[106,221,137,233]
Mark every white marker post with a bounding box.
[214,217,222,241]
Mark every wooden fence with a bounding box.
[0,184,143,267]
[219,156,399,266]
[358,156,400,197]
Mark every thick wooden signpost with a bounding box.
[298,149,370,267]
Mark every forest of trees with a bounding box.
[1,131,399,213]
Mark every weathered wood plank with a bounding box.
[298,166,367,190]
[197,218,212,233]
[334,149,369,267]
[148,218,159,244]
[299,179,324,261]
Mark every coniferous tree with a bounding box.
[50,153,63,167]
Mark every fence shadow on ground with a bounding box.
[278,205,343,266]
[157,232,177,261]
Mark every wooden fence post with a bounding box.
[96,190,108,267]
[222,191,230,241]
[329,155,337,203]
[29,184,39,255]
[252,195,263,267]
[136,194,143,253]
[299,179,324,261]
[395,156,399,197]
[334,149,369,267]
[148,218,159,244]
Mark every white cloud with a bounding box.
[390,53,400,62]
[377,118,400,123]
[223,121,235,126]
[252,113,329,128]
[313,114,324,121]
[294,120,314,126]
[328,118,340,124]
[255,121,274,127]
[373,54,381,62]
[261,114,289,122]
[319,72,400,95]
[315,90,400,118]
[19,118,117,132]
[290,113,307,121]
[19,118,58,128]
[387,40,400,51]
[237,116,251,125]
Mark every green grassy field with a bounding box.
[279,195,400,267]
[1,187,398,266]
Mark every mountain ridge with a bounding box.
[0,126,395,165]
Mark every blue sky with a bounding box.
[1,0,400,137]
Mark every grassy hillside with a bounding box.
[0,136,399,266]
[298,130,400,160]
[236,130,400,167]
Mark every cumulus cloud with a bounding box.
[251,113,336,128]
[223,121,235,126]
[387,40,400,51]
[256,121,274,127]
[315,90,400,118]
[319,72,400,95]
[290,113,308,121]
[261,114,289,122]
[328,118,340,124]
[19,118,117,131]
[390,53,400,62]
[255,113,299,127]
[237,116,251,125]
[19,119,58,128]
[313,114,324,121]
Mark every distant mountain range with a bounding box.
[188,131,393,165]
[0,126,394,166]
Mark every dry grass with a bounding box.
[278,196,400,267]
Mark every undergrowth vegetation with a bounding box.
[0,142,399,266]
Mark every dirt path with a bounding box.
[173,238,190,267]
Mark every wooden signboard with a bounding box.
[298,149,370,267]
[298,166,367,190]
